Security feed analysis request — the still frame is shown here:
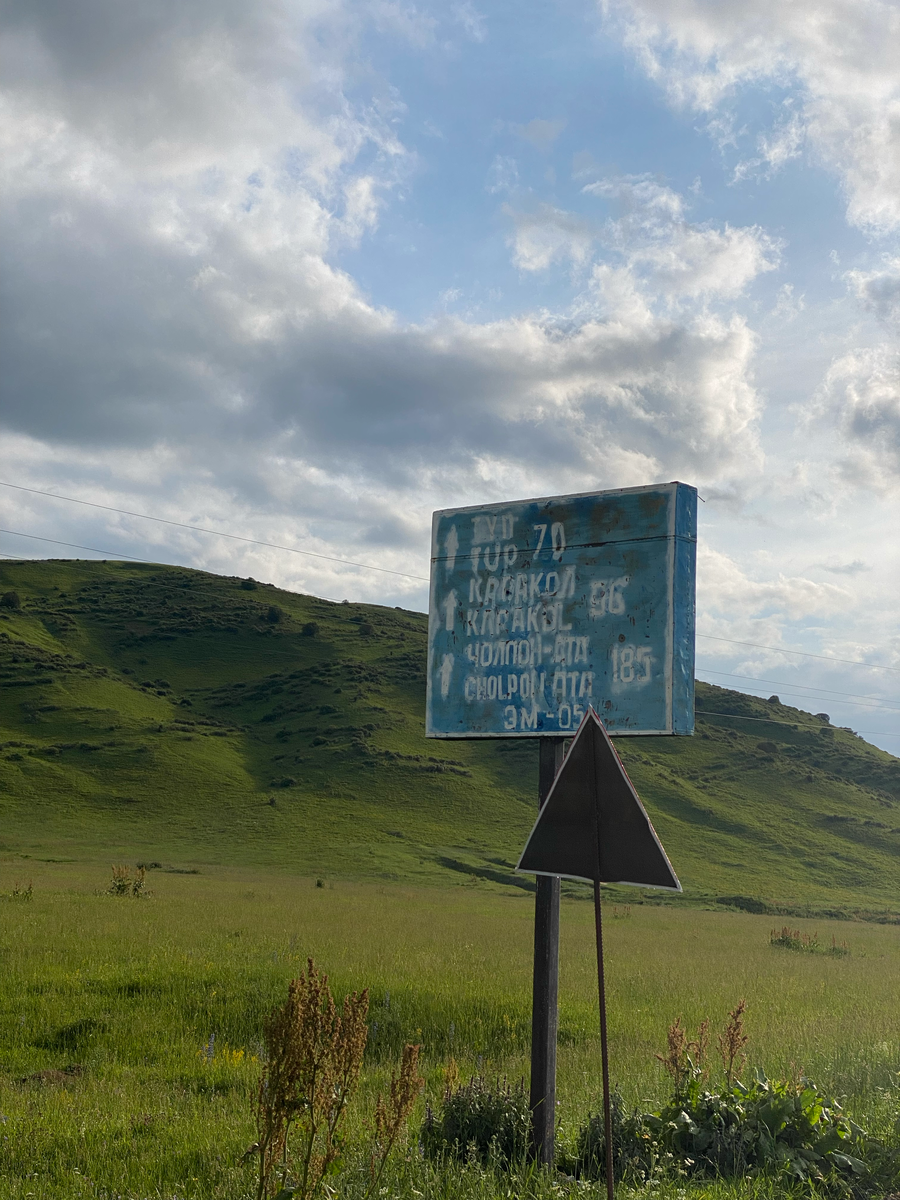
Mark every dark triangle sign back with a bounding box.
[517,708,680,890]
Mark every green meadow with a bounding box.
[1,864,899,1198]
[1,559,899,1197]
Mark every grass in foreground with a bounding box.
[0,863,898,1198]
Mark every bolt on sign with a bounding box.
[426,481,697,738]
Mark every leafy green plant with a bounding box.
[649,1069,868,1185]
[577,1003,876,1191]
[421,1075,531,1165]
[572,1088,662,1183]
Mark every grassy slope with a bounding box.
[1,559,898,914]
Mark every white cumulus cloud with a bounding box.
[607,0,900,234]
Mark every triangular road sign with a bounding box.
[517,707,680,890]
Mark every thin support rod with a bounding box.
[530,737,564,1165]
[595,883,619,1200]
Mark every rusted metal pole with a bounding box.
[593,879,614,1200]
[530,737,564,1164]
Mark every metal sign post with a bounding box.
[530,738,564,1163]
[592,879,614,1200]
[426,482,696,1171]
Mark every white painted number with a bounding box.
[534,521,566,560]
[589,576,629,618]
[611,644,653,684]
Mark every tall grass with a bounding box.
[0,862,898,1198]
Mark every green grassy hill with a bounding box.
[1,559,898,915]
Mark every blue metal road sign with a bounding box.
[426,481,696,738]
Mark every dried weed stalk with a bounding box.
[254,959,368,1200]
[718,999,748,1087]
[656,1015,709,1092]
[659,1003,749,1095]
[108,865,146,897]
[366,1043,424,1197]
[443,1055,460,1093]
[656,1015,689,1090]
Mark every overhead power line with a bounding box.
[0,480,430,583]
[1,529,156,562]
[696,680,900,715]
[696,667,893,706]
[2,534,898,738]
[697,633,899,674]
[3,478,898,678]
[694,710,898,737]
[696,670,897,713]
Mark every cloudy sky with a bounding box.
[2,0,898,751]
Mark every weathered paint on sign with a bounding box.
[426,481,696,737]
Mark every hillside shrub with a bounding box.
[0,590,21,609]
[572,1089,658,1183]
[421,1075,530,1165]
[770,926,850,957]
[107,865,147,896]
[0,881,33,901]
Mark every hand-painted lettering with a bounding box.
[520,703,538,730]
